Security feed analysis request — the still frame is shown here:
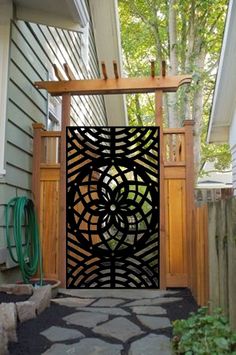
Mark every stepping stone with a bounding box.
[128,334,172,355]
[93,317,143,342]
[51,297,95,307]
[42,338,123,355]
[40,326,84,342]
[76,307,130,316]
[124,297,182,307]
[137,316,171,330]
[131,306,166,315]
[59,288,176,299]
[63,311,108,328]
[91,298,125,307]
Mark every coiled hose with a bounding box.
[5,197,43,285]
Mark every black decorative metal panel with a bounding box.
[66,127,160,288]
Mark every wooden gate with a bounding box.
[33,64,192,288]
[33,120,194,288]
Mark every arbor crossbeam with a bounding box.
[35,75,191,96]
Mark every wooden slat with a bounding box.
[40,180,59,279]
[32,123,44,216]
[53,63,66,81]
[35,75,192,96]
[150,60,155,78]
[162,60,166,77]
[184,120,195,288]
[101,61,108,80]
[164,166,186,179]
[59,94,71,287]
[113,60,119,79]
[155,90,166,289]
[40,131,61,137]
[41,168,60,180]
[164,128,185,134]
[64,63,76,80]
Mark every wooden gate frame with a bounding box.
[34,61,192,288]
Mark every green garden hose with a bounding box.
[5,196,43,285]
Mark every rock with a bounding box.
[93,317,143,342]
[58,288,176,299]
[29,285,51,314]
[40,326,84,342]
[123,297,182,307]
[51,297,94,307]
[0,284,33,296]
[137,315,171,330]
[91,298,125,307]
[76,307,130,316]
[0,303,17,342]
[0,323,8,355]
[16,301,36,322]
[63,311,108,328]
[131,306,167,315]
[42,338,123,355]
[129,334,172,355]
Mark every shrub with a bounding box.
[172,306,236,354]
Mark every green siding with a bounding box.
[0,1,107,276]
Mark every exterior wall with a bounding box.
[0,4,107,281]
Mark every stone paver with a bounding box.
[0,284,33,295]
[137,315,171,329]
[91,298,125,307]
[128,334,172,355]
[29,285,51,314]
[40,326,84,342]
[35,289,180,355]
[123,297,182,307]
[59,288,177,299]
[51,297,95,307]
[42,338,123,355]
[16,301,36,322]
[76,306,130,316]
[0,302,17,342]
[132,306,167,315]
[63,311,109,328]
[93,317,143,342]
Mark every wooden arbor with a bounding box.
[34,61,192,288]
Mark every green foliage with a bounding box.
[118,0,230,174]
[172,307,236,355]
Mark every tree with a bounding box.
[118,0,230,176]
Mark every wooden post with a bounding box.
[59,94,71,287]
[155,90,166,289]
[32,123,44,217]
[184,120,195,288]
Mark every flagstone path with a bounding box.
[39,289,180,355]
[8,288,198,355]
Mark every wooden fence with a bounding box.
[207,198,236,329]
[32,121,195,289]
[191,204,209,306]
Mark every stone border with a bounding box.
[0,284,52,355]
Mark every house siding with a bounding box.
[0,3,107,279]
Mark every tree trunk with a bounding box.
[192,51,206,175]
[134,94,143,126]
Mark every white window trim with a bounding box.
[0,2,12,176]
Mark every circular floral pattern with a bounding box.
[67,159,158,256]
